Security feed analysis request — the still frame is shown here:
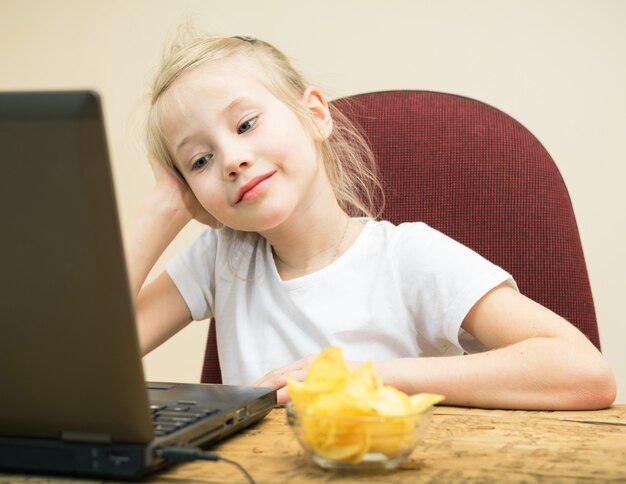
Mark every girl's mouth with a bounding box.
[235,171,276,204]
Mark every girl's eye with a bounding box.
[192,154,213,170]
[237,116,257,134]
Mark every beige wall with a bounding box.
[2,0,624,402]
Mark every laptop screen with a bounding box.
[0,91,152,443]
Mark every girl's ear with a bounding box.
[303,86,333,141]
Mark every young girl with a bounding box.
[128,34,615,410]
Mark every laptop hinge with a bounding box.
[61,431,113,444]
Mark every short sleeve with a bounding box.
[394,223,516,354]
[166,228,220,321]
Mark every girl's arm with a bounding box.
[256,283,616,409]
[375,283,616,410]
[125,157,217,355]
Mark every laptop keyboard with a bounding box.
[150,402,219,437]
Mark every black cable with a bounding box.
[157,446,256,483]
[215,456,256,484]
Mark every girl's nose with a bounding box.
[223,154,253,180]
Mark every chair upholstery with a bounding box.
[201,90,600,384]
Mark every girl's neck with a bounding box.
[264,203,362,281]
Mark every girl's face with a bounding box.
[160,57,332,233]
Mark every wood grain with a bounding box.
[2,405,625,483]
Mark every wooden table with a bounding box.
[2,405,625,483]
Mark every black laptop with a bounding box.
[0,91,276,479]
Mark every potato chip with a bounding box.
[302,345,349,392]
[369,386,411,416]
[345,361,381,401]
[287,346,349,412]
[286,346,445,464]
[409,393,445,413]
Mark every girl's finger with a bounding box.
[276,387,290,404]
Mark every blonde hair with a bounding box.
[146,34,383,219]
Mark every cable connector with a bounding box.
[157,445,219,462]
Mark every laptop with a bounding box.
[0,91,276,479]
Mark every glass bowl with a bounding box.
[286,402,432,470]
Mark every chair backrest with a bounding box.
[201,90,600,384]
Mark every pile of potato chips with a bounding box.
[287,346,444,464]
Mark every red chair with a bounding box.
[201,90,600,384]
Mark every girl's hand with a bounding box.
[148,155,220,228]
[253,354,361,405]
[253,354,317,404]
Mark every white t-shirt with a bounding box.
[167,220,515,385]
